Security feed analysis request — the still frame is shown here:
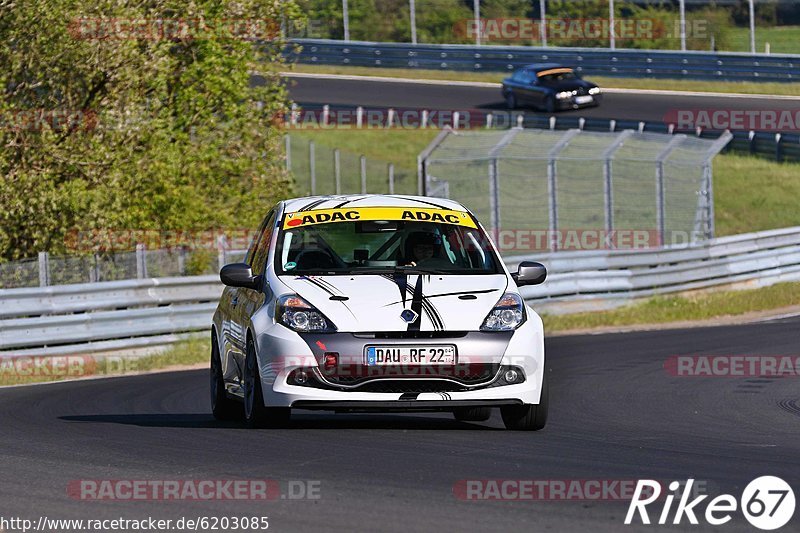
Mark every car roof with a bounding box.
[281,194,471,213]
[521,63,571,72]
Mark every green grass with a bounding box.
[713,153,800,236]
[729,25,800,55]
[542,281,800,333]
[0,336,209,386]
[289,63,800,97]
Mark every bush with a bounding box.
[0,0,302,260]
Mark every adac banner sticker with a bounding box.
[282,207,477,229]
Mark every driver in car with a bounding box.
[403,231,451,268]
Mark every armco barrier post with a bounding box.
[135,244,147,279]
[38,251,50,287]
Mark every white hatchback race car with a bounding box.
[211,195,548,430]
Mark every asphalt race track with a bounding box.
[2,316,798,532]
[284,74,800,128]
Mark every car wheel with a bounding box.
[505,92,517,109]
[544,96,556,114]
[453,407,492,422]
[210,332,240,420]
[244,337,290,428]
[501,373,548,431]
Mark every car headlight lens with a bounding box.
[555,91,572,99]
[480,292,526,331]
[277,294,336,332]
[588,87,601,95]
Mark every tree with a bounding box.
[0,0,301,259]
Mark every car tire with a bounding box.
[544,96,556,114]
[505,92,517,109]
[501,373,548,431]
[453,407,492,422]
[244,337,290,428]
[211,332,240,421]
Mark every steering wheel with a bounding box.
[293,249,344,270]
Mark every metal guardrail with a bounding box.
[2,227,800,355]
[291,103,800,163]
[288,39,800,83]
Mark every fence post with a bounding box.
[309,140,316,195]
[216,235,227,273]
[360,155,367,193]
[38,251,50,287]
[388,163,395,194]
[654,135,686,246]
[178,246,187,276]
[136,244,147,279]
[776,133,783,162]
[334,149,341,194]
[322,104,330,127]
[356,106,363,128]
[284,134,291,172]
[546,129,579,251]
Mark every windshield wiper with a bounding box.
[350,266,450,275]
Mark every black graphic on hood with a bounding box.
[380,274,444,331]
[381,287,499,307]
[295,276,357,321]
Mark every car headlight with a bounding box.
[480,292,526,331]
[588,87,601,95]
[555,91,572,99]
[276,294,337,332]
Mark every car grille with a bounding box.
[353,331,469,339]
[320,363,499,387]
[288,365,523,393]
[354,380,469,393]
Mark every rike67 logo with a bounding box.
[625,477,795,530]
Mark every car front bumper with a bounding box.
[253,312,545,409]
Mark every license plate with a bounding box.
[575,95,593,104]
[365,345,456,366]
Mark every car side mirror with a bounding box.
[220,263,260,290]
[512,261,547,286]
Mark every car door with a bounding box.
[229,209,277,376]
[221,212,271,387]
[524,70,547,109]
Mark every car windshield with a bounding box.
[275,207,501,276]
[538,70,578,83]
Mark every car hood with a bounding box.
[277,274,509,332]
[548,79,596,91]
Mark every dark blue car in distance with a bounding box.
[501,64,602,113]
